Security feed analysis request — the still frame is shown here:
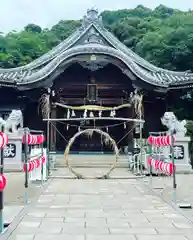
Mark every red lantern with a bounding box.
[34,159,38,169]
[36,159,40,167]
[42,156,45,164]
[148,157,152,165]
[0,175,6,191]
[27,135,32,144]
[36,136,40,144]
[23,162,32,172]
[0,132,8,148]
[31,135,34,144]
[23,163,27,172]
[152,137,155,145]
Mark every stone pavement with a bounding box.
[5,177,193,240]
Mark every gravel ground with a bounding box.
[3,172,44,205]
[142,174,193,221]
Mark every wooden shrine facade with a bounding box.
[0,9,193,152]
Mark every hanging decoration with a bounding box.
[98,111,102,118]
[71,110,76,117]
[55,102,131,111]
[83,110,87,118]
[60,121,129,132]
[89,111,94,118]
[110,110,116,117]
[67,109,70,119]
[106,127,108,132]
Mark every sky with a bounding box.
[0,0,193,33]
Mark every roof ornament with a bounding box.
[81,8,103,29]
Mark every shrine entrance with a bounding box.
[50,61,135,153]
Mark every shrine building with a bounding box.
[0,9,193,153]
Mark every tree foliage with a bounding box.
[1,5,193,70]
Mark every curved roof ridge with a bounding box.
[18,44,167,87]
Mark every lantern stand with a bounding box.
[0,126,6,233]
[39,131,44,186]
[30,130,45,186]
[0,126,3,233]
[23,128,29,204]
[147,132,179,203]
[170,132,177,204]
[23,129,45,203]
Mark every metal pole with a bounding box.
[41,133,44,185]
[149,140,153,189]
[139,109,143,175]
[0,126,4,233]
[171,134,177,203]
[47,95,51,176]
[24,128,29,204]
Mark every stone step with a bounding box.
[54,155,130,168]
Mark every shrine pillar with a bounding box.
[50,105,57,151]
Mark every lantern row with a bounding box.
[147,135,175,146]
[148,157,176,175]
[0,133,45,149]
[22,135,46,145]
[23,156,46,173]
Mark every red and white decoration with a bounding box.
[23,155,46,173]
[0,174,6,191]
[147,135,175,146]
[22,135,45,145]
[148,157,176,175]
[0,132,8,149]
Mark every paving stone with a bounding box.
[64,217,85,223]
[8,234,35,240]
[86,235,136,240]
[130,222,175,228]
[85,217,107,227]
[173,222,193,229]
[62,226,110,234]
[42,217,64,222]
[27,211,46,218]
[136,235,189,240]
[40,221,85,228]
[18,221,41,228]
[33,234,85,240]
[109,227,157,234]
[14,225,62,234]
[163,213,185,219]
[156,227,184,234]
